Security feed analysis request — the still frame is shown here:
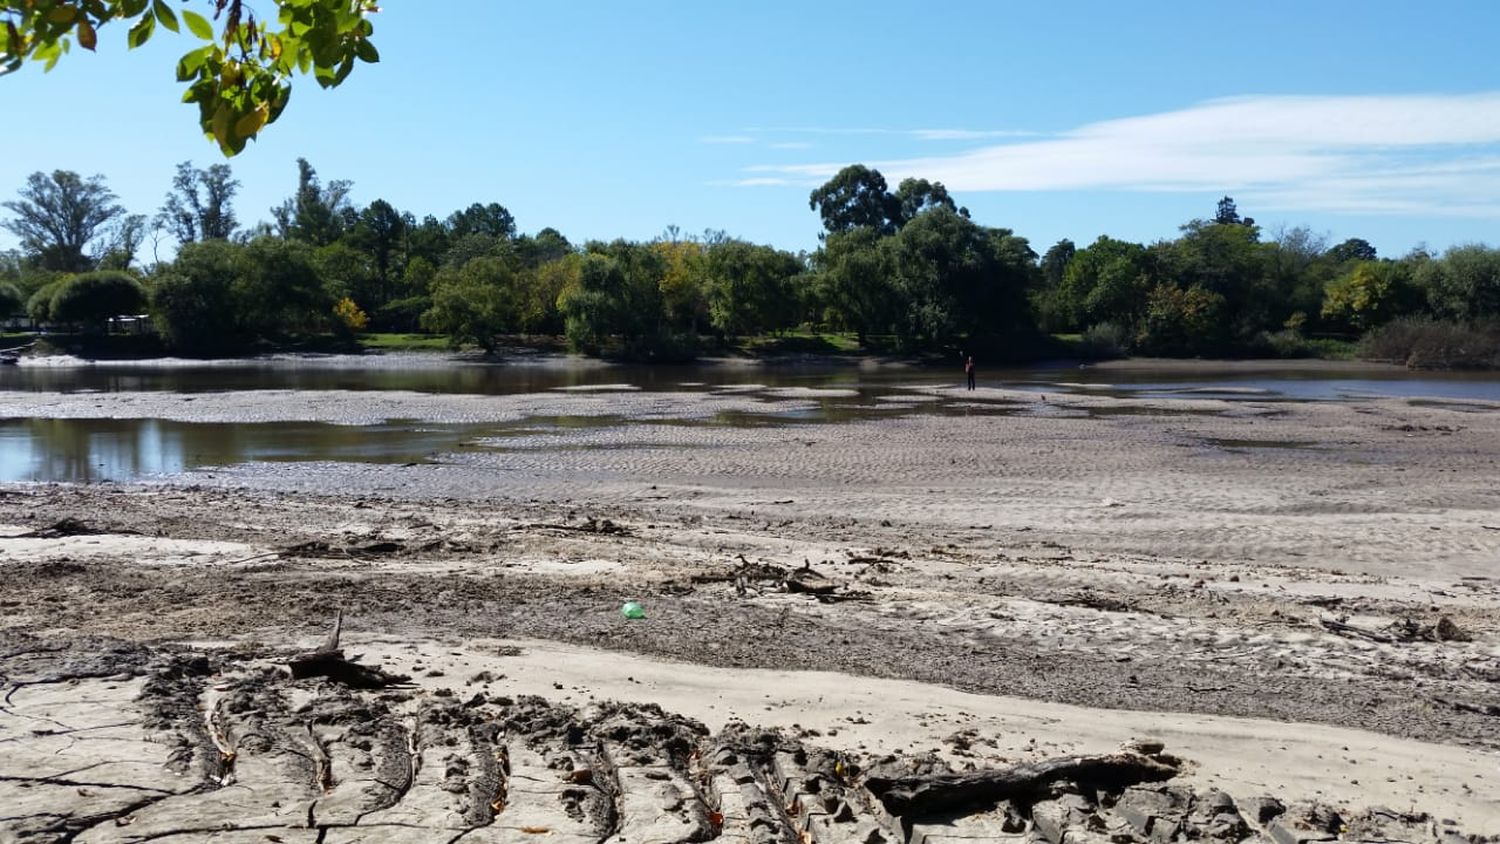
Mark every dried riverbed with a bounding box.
[2,365,1498,841]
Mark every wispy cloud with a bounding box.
[908,129,1038,141]
[726,177,797,187]
[699,135,755,145]
[746,126,1037,141]
[739,93,1500,216]
[768,141,814,150]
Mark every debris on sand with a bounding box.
[863,746,1180,816]
[286,611,411,688]
[11,516,128,538]
[1320,615,1474,644]
[277,537,409,559]
[785,560,839,595]
[513,515,632,536]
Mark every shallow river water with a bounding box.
[1,358,1497,483]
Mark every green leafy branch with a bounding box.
[1,0,380,155]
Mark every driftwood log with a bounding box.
[287,610,411,689]
[864,751,1180,817]
[785,563,837,595]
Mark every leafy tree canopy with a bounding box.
[0,280,21,317]
[1,0,380,155]
[48,270,146,329]
[159,160,239,243]
[809,165,901,236]
[2,170,123,272]
[809,166,966,237]
[1327,237,1378,264]
[448,203,517,240]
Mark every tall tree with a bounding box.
[97,214,148,271]
[2,171,123,272]
[1420,245,1500,322]
[1214,195,1255,228]
[515,227,573,267]
[893,178,966,225]
[350,199,409,305]
[813,227,898,346]
[702,241,802,337]
[447,203,517,240]
[272,159,353,246]
[159,162,239,243]
[1327,238,1378,264]
[1058,236,1155,331]
[1039,239,1076,288]
[1214,196,1241,226]
[809,165,902,236]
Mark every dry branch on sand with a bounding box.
[286,611,411,688]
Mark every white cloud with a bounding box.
[908,128,1038,141]
[700,135,755,145]
[740,126,1037,141]
[768,141,814,150]
[742,94,1500,216]
[725,177,800,187]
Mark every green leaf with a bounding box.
[353,38,377,64]
[126,13,154,48]
[175,44,212,81]
[152,0,179,33]
[182,10,214,40]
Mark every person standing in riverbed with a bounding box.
[964,355,976,391]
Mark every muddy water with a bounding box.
[1,359,1497,483]
[4,358,1500,399]
[0,394,1017,483]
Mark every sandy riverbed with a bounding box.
[2,372,1497,841]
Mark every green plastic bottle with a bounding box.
[620,601,646,619]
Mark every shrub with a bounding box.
[1359,317,1500,370]
[1134,284,1227,356]
[376,295,431,333]
[0,282,22,318]
[420,257,517,353]
[27,279,65,323]
[1252,328,1314,359]
[332,297,368,334]
[48,272,146,332]
[1077,321,1130,360]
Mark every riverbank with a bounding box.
[2,377,1498,839]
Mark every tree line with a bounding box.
[3,161,1500,366]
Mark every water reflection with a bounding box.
[3,360,1499,402]
[0,418,480,483]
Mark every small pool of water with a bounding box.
[0,361,1495,483]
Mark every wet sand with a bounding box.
[2,371,1498,840]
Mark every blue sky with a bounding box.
[3,1,1500,259]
